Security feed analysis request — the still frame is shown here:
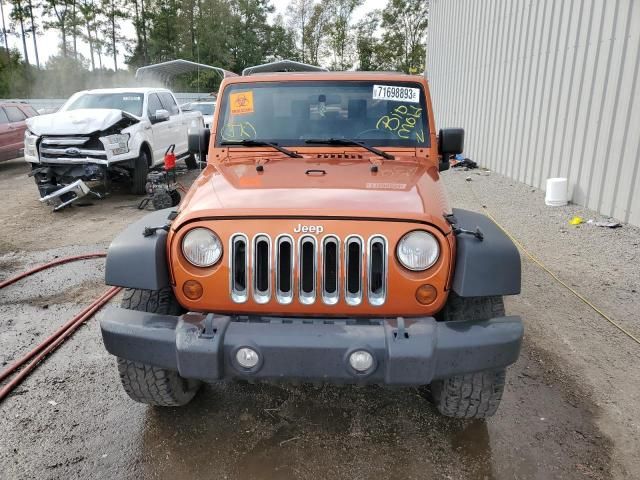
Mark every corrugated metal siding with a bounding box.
[427,0,640,226]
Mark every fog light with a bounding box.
[415,284,437,305]
[349,350,374,372]
[236,347,260,369]
[183,280,203,300]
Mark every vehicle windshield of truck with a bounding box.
[191,103,215,115]
[65,93,144,116]
[216,81,428,148]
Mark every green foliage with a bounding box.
[1,0,430,99]
[0,48,30,97]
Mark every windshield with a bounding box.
[216,81,429,147]
[191,103,215,116]
[65,93,144,116]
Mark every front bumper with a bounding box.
[100,308,523,385]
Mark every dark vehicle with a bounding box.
[0,102,38,162]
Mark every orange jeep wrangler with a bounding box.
[101,67,522,419]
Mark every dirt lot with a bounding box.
[1,157,638,479]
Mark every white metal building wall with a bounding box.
[427,0,640,226]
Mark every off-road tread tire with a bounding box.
[131,151,150,195]
[442,292,505,322]
[117,288,201,406]
[117,359,199,406]
[431,369,506,419]
[185,154,198,170]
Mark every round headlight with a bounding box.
[182,228,223,267]
[396,230,439,271]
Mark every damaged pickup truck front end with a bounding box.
[25,109,140,210]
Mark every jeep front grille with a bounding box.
[229,233,387,306]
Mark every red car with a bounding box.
[0,102,39,162]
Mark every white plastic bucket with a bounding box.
[545,177,569,206]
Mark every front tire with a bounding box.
[116,288,201,406]
[130,151,150,195]
[185,153,198,170]
[429,293,508,418]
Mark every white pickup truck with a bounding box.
[24,87,203,208]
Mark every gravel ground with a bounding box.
[0,158,638,479]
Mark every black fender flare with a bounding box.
[105,208,174,290]
[450,208,521,297]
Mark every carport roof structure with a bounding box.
[135,60,238,82]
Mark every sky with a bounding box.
[1,0,383,71]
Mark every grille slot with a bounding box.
[230,234,248,303]
[322,236,339,305]
[253,235,271,303]
[368,236,387,306]
[345,236,364,306]
[298,236,317,304]
[276,235,294,304]
[229,232,387,306]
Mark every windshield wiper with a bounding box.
[305,138,394,160]
[221,140,302,158]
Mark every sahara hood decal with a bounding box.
[26,108,139,135]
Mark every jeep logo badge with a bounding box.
[65,147,81,156]
[293,223,324,234]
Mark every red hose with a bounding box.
[0,253,120,402]
[0,286,121,401]
[0,253,107,290]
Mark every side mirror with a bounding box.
[152,109,170,123]
[180,103,192,111]
[438,128,464,172]
[188,127,210,155]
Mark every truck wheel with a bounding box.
[131,151,150,195]
[429,293,507,418]
[431,369,506,419]
[185,154,198,170]
[116,288,201,406]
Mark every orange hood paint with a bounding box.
[174,154,452,233]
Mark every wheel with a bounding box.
[169,189,181,206]
[151,190,173,210]
[131,151,150,195]
[185,154,198,170]
[431,369,506,419]
[429,294,507,419]
[116,288,201,406]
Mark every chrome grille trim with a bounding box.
[252,234,272,304]
[298,235,317,305]
[344,235,364,306]
[275,234,294,304]
[229,234,248,303]
[228,232,387,307]
[41,137,90,146]
[367,236,388,306]
[321,235,340,305]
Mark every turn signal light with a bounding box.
[183,280,203,300]
[415,284,437,305]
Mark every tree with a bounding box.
[322,0,362,70]
[42,0,74,57]
[381,0,428,73]
[267,14,298,62]
[304,2,328,65]
[285,0,313,63]
[8,0,30,66]
[100,0,127,71]
[25,0,40,67]
[355,15,381,71]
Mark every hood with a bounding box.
[26,108,137,135]
[177,156,452,232]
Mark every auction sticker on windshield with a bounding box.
[373,85,420,104]
[230,91,254,115]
